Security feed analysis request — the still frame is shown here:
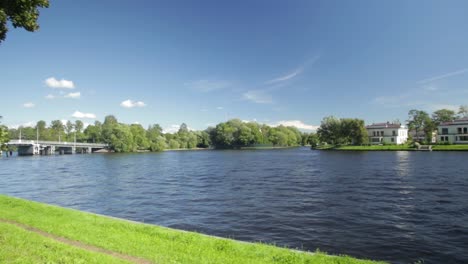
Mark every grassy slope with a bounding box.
[0,222,130,264]
[0,195,385,264]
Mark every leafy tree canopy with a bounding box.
[0,0,49,43]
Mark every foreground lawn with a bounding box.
[0,195,384,264]
[0,222,129,264]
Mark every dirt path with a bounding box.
[0,218,154,264]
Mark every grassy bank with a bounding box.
[432,144,468,151]
[0,195,384,264]
[333,145,415,151]
[316,144,468,151]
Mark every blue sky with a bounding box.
[2,0,468,132]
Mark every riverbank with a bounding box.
[0,195,383,264]
[315,144,468,151]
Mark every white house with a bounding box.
[366,122,408,145]
[437,117,468,144]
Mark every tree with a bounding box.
[0,115,9,150]
[130,124,149,150]
[317,116,342,145]
[432,109,456,126]
[458,105,468,118]
[0,0,49,44]
[407,109,432,143]
[50,120,65,141]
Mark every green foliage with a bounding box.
[209,119,302,149]
[317,116,368,146]
[407,109,434,143]
[432,109,456,125]
[0,0,49,43]
[458,105,468,118]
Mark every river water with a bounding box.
[1,148,467,263]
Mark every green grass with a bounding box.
[0,222,130,264]
[334,145,415,151]
[0,195,385,264]
[432,144,468,151]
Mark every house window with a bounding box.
[440,137,445,142]
[373,131,376,136]
[458,127,462,134]
[460,136,468,141]
[392,130,396,136]
[464,127,468,134]
[381,131,384,136]
[441,128,448,135]
[391,138,394,142]
[446,136,449,141]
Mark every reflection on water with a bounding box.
[1,148,468,264]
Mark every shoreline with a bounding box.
[0,195,384,264]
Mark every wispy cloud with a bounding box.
[243,90,273,104]
[266,55,320,85]
[64,92,81,99]
[71,111,96,119]
[22,102,35,108]
[418,68,468,84]
[271,120,319,131]
[120,99,146,108]
[266,68,303,84]
[185,80,230,92]
[45,94,56,99]
[45,77,75,89]
[216,106,224,110]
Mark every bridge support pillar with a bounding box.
[88,147,92,154]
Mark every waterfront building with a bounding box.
[366,122,408,145]
[437,117,468,144]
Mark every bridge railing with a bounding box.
[7,140,108,148]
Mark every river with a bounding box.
[1,147,467,263]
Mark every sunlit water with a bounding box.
[1,148,467,263]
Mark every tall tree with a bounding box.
[0,115,9,149]
[50,120,65,141]
[432,109,456,125]
[407,109,432,142]
[0,0,49,44]
[458,105,468,118]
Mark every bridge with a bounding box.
[6,140,108,156]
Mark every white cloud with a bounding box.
[418,68,468,84]
[120,99,146,108]
[64,92,81,99]
[185,80,230,92]
[162,124,195,134]
[428,104,459,111]
[243,90,273,104]
[71,111,96,119]
[266,68,303,84]
[45,77,75,89]
[271,120,319,131]
[216,106,224,110]
[45,94,56,99]
[22,102,35,108]
[7,121,35,129]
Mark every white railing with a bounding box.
[7,140,107,148]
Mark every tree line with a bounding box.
[4,115,314,152]
[316,105,468,146]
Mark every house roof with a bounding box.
[439,117,468,126]
[366,122,403,129]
